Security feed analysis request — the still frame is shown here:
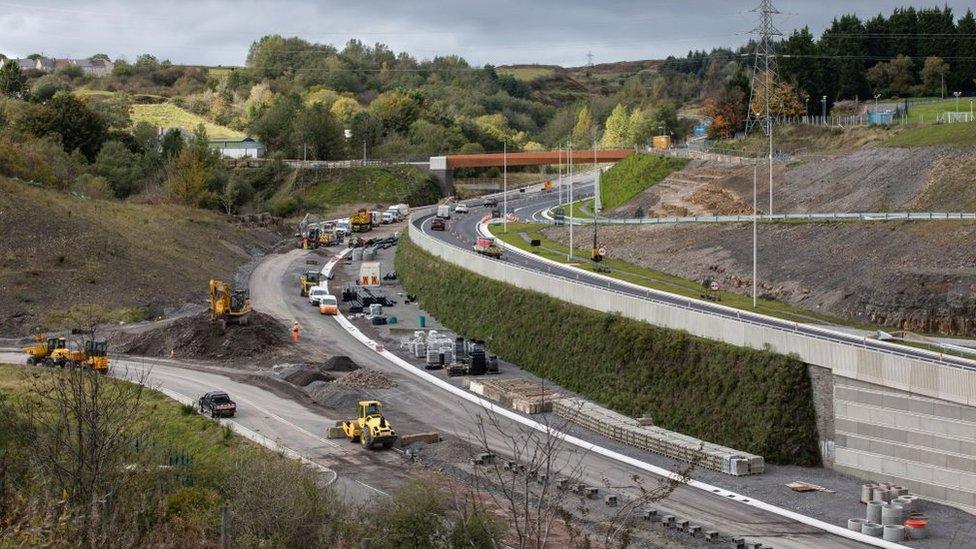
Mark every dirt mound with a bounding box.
[336,368,395,389]
[322,355,360,372]
[283,367,336,387]
[111,312,288,359]
[688,184,752,215]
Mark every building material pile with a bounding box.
[552,397,764,476]
[336,368,395,389]
[468,378,561,414]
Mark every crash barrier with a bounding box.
[553,397,763,476]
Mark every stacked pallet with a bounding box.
[468,378,561,414]
[552,397,763,476]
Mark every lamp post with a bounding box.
[568,145,574,260]
[954,91,962,113]
[821,95,827,125]
[753,162,758,307]
[502,141,508,233]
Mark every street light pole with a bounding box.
[568,145,574,260]
[954,91,962,113]
[503,141,508,233]
[753,162,758,308]
[821,95,827,125]
[557,147,562,210]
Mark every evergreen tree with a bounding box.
[0,59,27,99]
[864,13,889,62]
[953,10,976,92]
[778,27,820,112]
[887,7,918,62]
[820,15,869,101]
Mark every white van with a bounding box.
[308,286,329,306]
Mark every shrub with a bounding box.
[395,233,821,465]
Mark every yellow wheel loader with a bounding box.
[22,333,66,366]
[341,400,397,450]
[49,340,110,374]
[209,279,252,329]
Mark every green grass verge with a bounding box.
[905,99,975,120]
[883,121,976,147]
[494,222,866,328]
[396,233,821,465]
[131,103,245,139]
[300,165,442,211]
[599,154,687,211]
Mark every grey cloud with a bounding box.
[1,1,973,66]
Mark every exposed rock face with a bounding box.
[579,147,976,336]
[543,221,976,336]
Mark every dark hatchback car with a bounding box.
[431,218,446,231]
[199,391,237,418]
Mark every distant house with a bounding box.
[6,56,113,76]
[209,137,267,159]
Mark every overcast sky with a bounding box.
[1,1,973,67]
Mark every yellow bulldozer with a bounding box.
[341,400,397,450]
[23,332,66,366]
[209,279,252,328]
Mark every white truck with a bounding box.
[436,204,452,219]
[335,219,351,236]
[381,211,396,224]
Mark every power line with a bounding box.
[746,0,781,137]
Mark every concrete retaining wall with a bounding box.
[408,220,976,408]
[833,376,976,512]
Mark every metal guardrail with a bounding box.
[544,208,976,226]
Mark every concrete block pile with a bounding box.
[552,397,764,476]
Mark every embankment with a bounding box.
[395,233,821,465]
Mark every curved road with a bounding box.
[415,179,976,374]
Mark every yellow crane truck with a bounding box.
[341,400,397,450]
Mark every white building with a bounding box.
[208,137,267,159]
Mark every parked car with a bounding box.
[308,286,329,306]
[199,391,236,418]
[454,203,469,214]
[431,218,446,231]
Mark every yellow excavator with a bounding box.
[341,400,397,450]
[209,279,252,328]
[23,332,66,366]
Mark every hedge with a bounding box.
[395,233,821,465]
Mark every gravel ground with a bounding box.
[542,221,976,337]
[342,242,976,546]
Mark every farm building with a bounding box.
[208,137,267,159]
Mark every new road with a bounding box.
[414,176,976,374]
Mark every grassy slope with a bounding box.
[0,364,247,476]
[0,178,278,335]
[494,222,867,328]
[300,166,442,212]
[883,122,976,147]
[396,234,821,465]
[131,103,245,139]
[599,154,688,211]
[905,99,975,120]
[497,66,557,81]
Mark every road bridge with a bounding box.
[428,148,634,194]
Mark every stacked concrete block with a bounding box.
[468,378,560,414]
[553,397,764,475]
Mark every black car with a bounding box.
[483,197,498,208]
[199,391,237,418]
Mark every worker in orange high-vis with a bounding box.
[291,321,302,342]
